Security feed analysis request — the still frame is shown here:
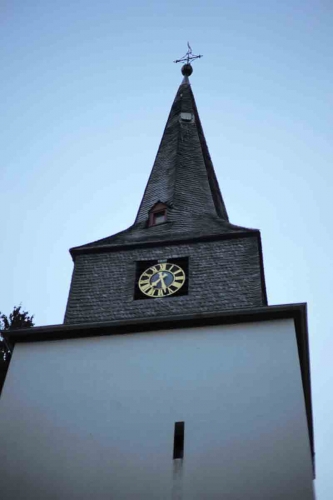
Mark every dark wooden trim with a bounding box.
[293,304,315,477]
[4,304,304,342]
[257,232,268,306]
[0,342,14,398]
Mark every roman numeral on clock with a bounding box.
[138,262,186,298]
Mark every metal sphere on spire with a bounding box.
[181,64,193,76]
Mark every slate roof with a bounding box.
[71,73,257,255]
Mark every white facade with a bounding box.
[0,319,314,499]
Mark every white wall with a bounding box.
[0,320,314,500]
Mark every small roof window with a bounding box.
[180,112,193,122]
[148,202,168,227]
[153,211,166,225]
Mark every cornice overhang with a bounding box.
[4,302,313,473]
[69,229,259,257]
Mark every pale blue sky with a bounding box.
[1,1,332,497]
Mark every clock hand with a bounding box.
[151,273,163,287]
[152,272,168,290]
[159,273,167,291]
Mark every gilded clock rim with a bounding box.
[138,262,186,298]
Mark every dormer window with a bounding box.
[148,202,168,227]
[153,211,166,225]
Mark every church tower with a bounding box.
[0,56,315,500]
[64,62,267,325]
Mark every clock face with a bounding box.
[138,262,186,298]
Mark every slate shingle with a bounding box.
[64,72,267,324]
[71,77,255,252]
[64,236,265,324]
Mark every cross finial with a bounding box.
[174,42,203,65]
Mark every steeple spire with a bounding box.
[72,59,256,252]
[135,70,229,223]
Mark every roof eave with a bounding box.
[69,229,260,259]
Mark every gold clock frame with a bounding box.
[138,262,186,298]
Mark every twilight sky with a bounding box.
[1,1,332,497]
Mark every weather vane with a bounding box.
[174,42,203,65]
